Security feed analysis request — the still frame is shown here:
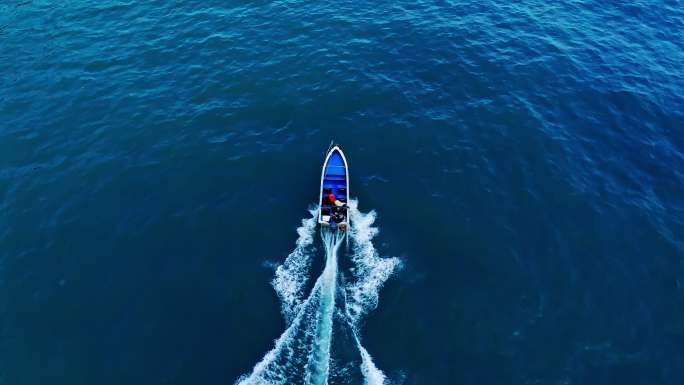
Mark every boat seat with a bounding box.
[323,187,333,194]
[338,188,347,194]
[321,208,331,215]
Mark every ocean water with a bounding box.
[1,0,684,384]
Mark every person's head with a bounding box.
[328,193,336,202]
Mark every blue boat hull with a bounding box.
[318,144,349,229]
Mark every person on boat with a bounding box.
[332,205,348,231]
[326,193,347,208]
[332,208,345,223]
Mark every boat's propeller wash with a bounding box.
[235,200,401,385]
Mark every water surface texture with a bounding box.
[2,1,684,384]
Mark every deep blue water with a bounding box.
[2,0,684,384]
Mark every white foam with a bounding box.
[237,264,327,385]
[305,228,344,385]
[237,201,400,385]
[272,206,318,322]
[359,343,387,385]
[346,199,402,325]
[237,228,344,385]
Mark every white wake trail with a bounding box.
[344,200,402,385]
[236,261,329,385]
[305,229,343,385]
[272,207,318,322]
[236,226,343,385]
[236,201,400,385]
[346,200,402,325]
[358,342,386,385]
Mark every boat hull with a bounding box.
[318,144,349,229]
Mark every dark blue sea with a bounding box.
[2,1,684,384]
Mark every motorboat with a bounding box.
[318,143,349,231]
